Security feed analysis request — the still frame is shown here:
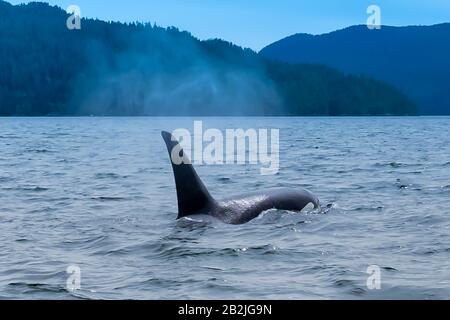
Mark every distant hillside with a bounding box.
[0,1,415,116]
[260,24,450,115]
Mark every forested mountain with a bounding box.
[260,24,450,115]
[0,1,416,116]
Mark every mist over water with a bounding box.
[70,33,282,116]
[0,117,449,299]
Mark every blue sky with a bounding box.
[8,0,450,50]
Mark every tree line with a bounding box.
[0,1,416,116]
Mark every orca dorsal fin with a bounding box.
[161,131,216,219]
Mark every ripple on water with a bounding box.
[90,196,128,202]
[8,283,68,295]
[1,117,450,299]
[3,186,49,192]
[94,173,129,180]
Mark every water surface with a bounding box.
[0,117,449,299]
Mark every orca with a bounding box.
[161,131,320,225]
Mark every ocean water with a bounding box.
[0,117,449,300]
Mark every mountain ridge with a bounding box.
[260,23,450,115]
[0,1,416,116]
